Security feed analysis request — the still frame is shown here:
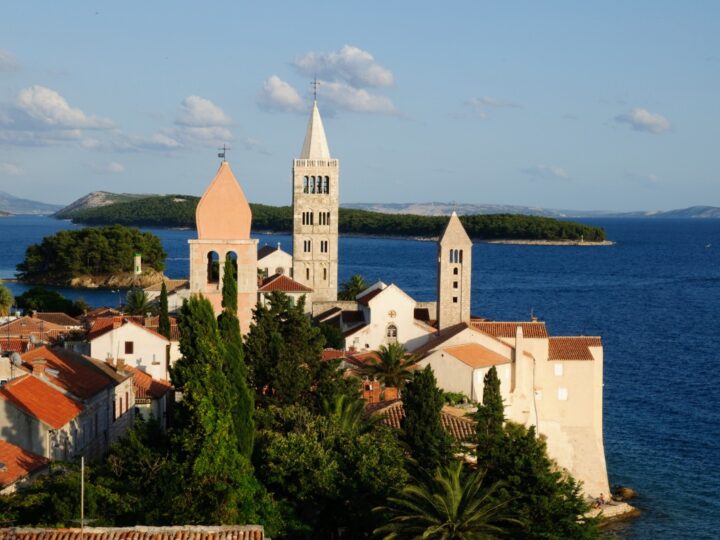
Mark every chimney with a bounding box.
[31,359,47,376]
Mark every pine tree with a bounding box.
[158,281,171,339]
[217,255,255,458]
[401,365,453,471]
[475,366,505,461]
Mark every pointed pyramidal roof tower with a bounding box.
[195,161,252,240]
[440,211,472,246]
[437,212,473,330]
[299,100,331,160]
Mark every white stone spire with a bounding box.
[300,100,331,159]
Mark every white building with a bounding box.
[258,244,293,278]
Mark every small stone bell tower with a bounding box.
[437,212,472,330]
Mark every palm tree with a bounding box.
[361,342,419,389]
[124,288,154,315]
[323,394,379,434]
[339,274,368,300]
[373,461,519,539]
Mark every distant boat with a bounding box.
[706,244,712,248]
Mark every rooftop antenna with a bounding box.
[217,144,229,161]
[311,77,320,100]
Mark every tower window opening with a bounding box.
[303,240,311,253]
[453,281,458,289]
[452,296,458,303]
[460,250,463,263]
[310,176,316,193]
[453,267,459,275]
[320,240,328,253]
[207,251,220,284]
[323,268,327,280]
[303,176,309,193]
[327,211,331,225]
[324,176,330,193]
[306,268,310,280]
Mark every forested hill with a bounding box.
[58,194,606,242]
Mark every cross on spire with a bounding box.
[311,77,320,100]
[217,144,229,161]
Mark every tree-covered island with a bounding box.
[57,194,607,242]
[16,225,166,287]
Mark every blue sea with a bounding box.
[1,215,719,538]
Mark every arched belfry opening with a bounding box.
[207,251,220,284]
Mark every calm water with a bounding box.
[1,215,719,538]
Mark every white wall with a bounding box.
[90,324,169,381]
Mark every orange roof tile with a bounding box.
[87,317,169,343]
[442,343,511,368]
[548,336,602,361]
[0,375,83,429]
[321,349,346,361]
[0,440,49,488]
[470,320,549,338]
[143,316,181,341]
[21,346,114,400]
[0,317,67,341]
[124,365,173,399]
[143,278,189,293]
[258,273,313,293]
[31,312,82,327]
[0,338,28,354]
[0,526,266,540]
[367,400,476,442]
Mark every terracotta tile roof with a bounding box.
[0,440,49,488]
[143,316,181,341]
[368,400,477,442]
[0,526,265,539]
[258,273,313,293]
[548,336,602,361]
[258,244,280,260]
[0,338,27,354]
[21,346,115,400]
[82,307,121,321]
[125,365,173,399]
[143,278,189,294]
[321,348,346,361]
[357,287,383,306]
[0,375,83,429]
[412,323,473,356]
[470,320,549,338]
[0,317,67,340]
[31,312,82,327]
[442,343,511,368]
[87,317,170,343]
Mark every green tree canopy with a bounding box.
[124,289,154,315]
[475,366,505,458]
[373,460,519,539]
[0,281,13,316]
[14,286,88,316]
[401,365,454,471]
[339,274,368,300]
[158,282,170,339]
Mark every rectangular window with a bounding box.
[320,240,328,253]
[554,363,564,377]
[306,268,310,280]
[303,240,311,253]
[452,297,458,303]
[124,341,134,354]
[557,387,568,401]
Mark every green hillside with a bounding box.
[60,194,606,241]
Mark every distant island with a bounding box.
[0,190,63,215]
[0,210,11,217]
[55,192,608,243]
[16,224,167,287]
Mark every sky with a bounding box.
[0,1,718,211]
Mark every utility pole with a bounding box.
[80,455,85,539]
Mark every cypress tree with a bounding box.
[475,366,505,448]
[158,281,171,339]
[217,255,255,457]
[401,365,453,470]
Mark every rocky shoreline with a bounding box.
[485,239,615,246]
[17,269,165,289]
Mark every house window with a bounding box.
[124,341,134,354]
[554,363,564,377]
[453,281,458,289]
[386,324,398,344]
[557,387,568,401]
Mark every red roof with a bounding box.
[21,346,114,399]
[258,273,313,293]
[442,343,511,368]
[143,316,181,341]
[87,317,169,343]
[0,317,67,341]
[0,440,49,488]
[0,375,83,429]
[31,312,82,327]
[548,336,602,361]
[470,321,549,338]
[0,526,265,540]
[321,348,346,361]
[125,365,173,399]
[367,400,476,442]
[0,338,27,354]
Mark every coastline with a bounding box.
[484,239,615,246]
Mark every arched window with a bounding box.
[310,176,316,193]
[386,324,398,344]
[303,176,309,193]
[223,252,237,292]
[207,251,220,284]
[453,267,459,275]
[323,268,327,280]
[459,250,463,263]
[324,176,330,193]
[306,268,310,280]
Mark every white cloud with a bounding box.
[16,85,113,129]
[522,165,569,180]
[615,108,671,134]
[176,96,231,127]
[295,45,394,88]
[465,96,520,118]
[258,75,305,113]
[0,49,19,72]
[319,81,397,114]
[105,161,125,173]
[0,162,23,176]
